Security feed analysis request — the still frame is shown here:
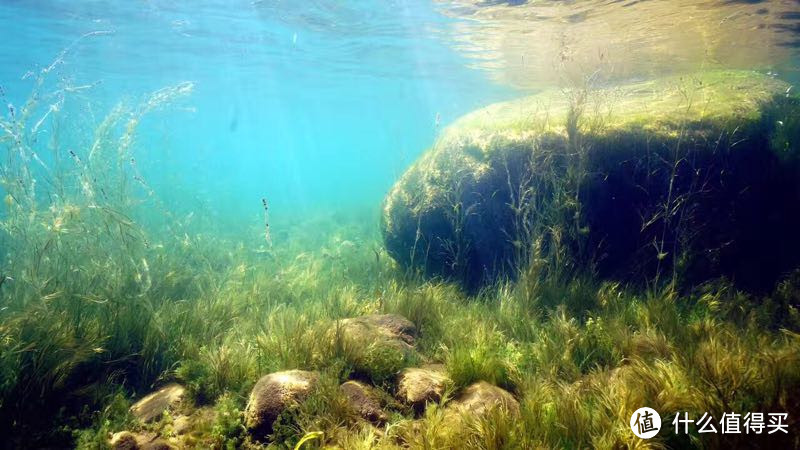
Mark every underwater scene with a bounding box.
[2,1,800,449]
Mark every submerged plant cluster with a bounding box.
[382,70,800,294]
[1,66,799,449]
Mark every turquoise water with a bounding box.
[0,1,516,230]
[3,1,800,231]
[3,2,800,447]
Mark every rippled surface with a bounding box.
[437,0,800,89]
[0,1,517,213]
[0,1,479,94]
[2,1,797,95]
[0,1,797,212]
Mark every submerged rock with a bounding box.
[130,383,187,423]
[171,415,191,436]
[382,70,800,291]
[141,439,173,450]
[340,380,389,424]
[110,432,139,450]
[447,381,520,418]
[109,431,174,450]
[244,370,318,440]
[426,381,520,440]
[336,314,421,382]
[338,314,417,349]
[396,364,451,411]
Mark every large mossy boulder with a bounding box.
[382,70,800,291]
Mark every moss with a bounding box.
[351,343,419,386]
[383,70,800,291]
[447,70,787,136]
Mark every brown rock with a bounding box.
[340,380,389,424]
[109,432,174,450]
[130,383,187,423]
[140,439,174,450]
[396,364,451,411]
[334,314,422,383]
[110,432,139,450]
[420,382,522,442]
[244,370,318,439]
[338,314,417,349]
[448,381,519,418]
[172,415,191,436]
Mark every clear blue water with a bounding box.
[3,2,800,447]
[2,0,799,233]
[0,1,516,230]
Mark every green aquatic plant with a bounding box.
[209,393,246,449]
[294,431,324,450]
[1,60,799,450]
[0,49,196,443]
[72,390,136,450]
[444,322,518,391]
[4,200,800,449]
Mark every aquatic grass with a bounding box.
[207,393,247,449]
[176,340,256,403]
[268,371,356,449]
[390,400,450,449]
[444,321,519,392]
[380,280,456,352]
[2,62,800,449]
[73,390,137,450]
[6,211,800,448]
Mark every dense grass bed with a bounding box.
[1,71,798,449]
[2,211,799,449]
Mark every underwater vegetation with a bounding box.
[1,64,799,450]
[383,70,800,292]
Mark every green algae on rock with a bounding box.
[396,364,452,413]
[382,70,800,291]
[244,370,318,440]
[339,380,390,424]
[336,314,422,383]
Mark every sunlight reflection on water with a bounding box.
[437,0,800,90]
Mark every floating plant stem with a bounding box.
[262,197,272,247]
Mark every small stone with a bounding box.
[172,415,191,436]
[109,431,139,450]
[447,381,519,418]
[109,432,174,450]
[338,314,417,349]
[140,439,173,450]
[340,380,389,424]
[244,370,318,440]
[396,364,451,412]
[335,314,422,383]
[130,383,187,423]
